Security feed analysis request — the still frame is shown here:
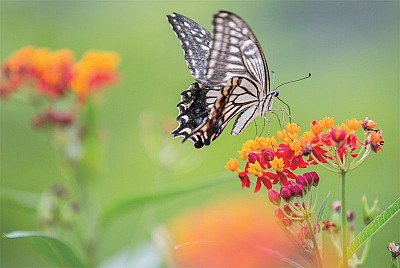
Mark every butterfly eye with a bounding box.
[272,90,279,97]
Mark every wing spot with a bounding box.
[228,21,237,28]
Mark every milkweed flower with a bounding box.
[225,118,384,266]
[70,50,119,100]
[1,46,74,99]
[1,46,120,102]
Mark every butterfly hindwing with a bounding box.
[175,77,260,148]
[167,13,212,86]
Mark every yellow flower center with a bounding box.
[269,156,284,172]
[289,138,302,156]
[247,160,263,177]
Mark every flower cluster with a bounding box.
[225,123,321,203]
[225,118,384,266]
[304,117,384,171]
[226,117,384,198]
[1,46,120,129]
[1,46,119,101]
[1,46,73,98]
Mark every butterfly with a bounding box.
[168,11,279,148]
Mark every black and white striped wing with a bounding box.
[207,11,270,92]
[167,13,212,86]
[172,77,260,148]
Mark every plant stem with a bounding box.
[341,170,348,268]
[305,215,323,268]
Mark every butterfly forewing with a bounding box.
[167,13,212,86]
[207,11,269,91]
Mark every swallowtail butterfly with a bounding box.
[168,11,279,148]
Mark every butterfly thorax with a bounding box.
[260,89,279,115]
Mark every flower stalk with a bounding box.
[341,170,348,268]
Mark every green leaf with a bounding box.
[317,191,330,223]
[347,197,400,259]
[101,174,231,225]
[3,231,84,267]
[1,188,40,211]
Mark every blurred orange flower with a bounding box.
[70,50,119,100]
[164,197,304,267]
[1,46,119,101]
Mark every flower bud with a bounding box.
[346,210,355,222]
[296,175,308,187]
[303,172,313,185]
[362,117,377,131]
[330,127,346,143]
[247,152,260,164]
[346,210,355,230]
[331,201,342,212]
[387,242,400,259]
[262,149,275,162]
[362,195,379,225]
[290,183,304,197]
[310,171,320,186]
[268,189,281,206]
[280,186,292,201]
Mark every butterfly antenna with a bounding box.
[275,73,311,90]
[271,70,276,87]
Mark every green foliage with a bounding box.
[347,197,400,259]
[3,231,84,267]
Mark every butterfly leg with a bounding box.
[253,120,258,138]
[261,116,271,136]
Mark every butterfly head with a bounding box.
[271,90,279,97]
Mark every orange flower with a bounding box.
[362,117,377,131]
[255,136,277,151]
[311,120,325,135]
[237,139,258,160]
[285,122,300,136]
[321,117,334,130]
[1,46,73,98]
[269,156,284,172]
[70,50,119,100]
[32,48,74,98]
[369,130,384,152]
[224,158,240,173]
[346,118,361,131]
[288,138,303,156]
[247,160,263,177]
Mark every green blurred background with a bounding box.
[1,1,399,267]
